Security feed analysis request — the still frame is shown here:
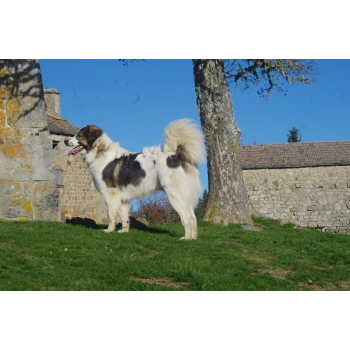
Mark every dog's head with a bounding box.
[64,125,103,156]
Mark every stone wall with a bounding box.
[243,165,350,233]
[53,141,108,224]
[43,86,107,225]
[0,60,60,221]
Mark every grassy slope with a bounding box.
[0,217,350,291]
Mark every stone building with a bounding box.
[44,89,108,224]
[241,142,350,233]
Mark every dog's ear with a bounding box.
[87,125,103,144]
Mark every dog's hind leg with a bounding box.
[118,201,130,233]
[189,207,198,240]
[164,187,195,240]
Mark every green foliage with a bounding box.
[287,127,302,142]
[224,59,318,98]
[1,218,350,291]
[195,189,209,219]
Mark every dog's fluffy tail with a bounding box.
[163,118,205,165]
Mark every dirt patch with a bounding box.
[217,240,238,246]
[313,265,328,271]
[242,251,270,263]
[241,225,264,232]
[338,281,350,290]
[23,254,40,261]
[218,241,270,264]
[262,267,293,280]
[231,241,246,248]
[298,282,338,291]
[130,277,189,289]
[0,242,11,249]
[124,250,159,261]
[230,243,272,263]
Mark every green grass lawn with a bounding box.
[1,217,350,291]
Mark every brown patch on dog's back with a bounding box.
[102,153,146,188]
[166,144,195,170]
[102,158,123,188]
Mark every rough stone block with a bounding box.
[32,181,60,221]
[0,179,33,219]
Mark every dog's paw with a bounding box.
[103,228,114,233]
[180,236,198,240]
[118,229,129,233]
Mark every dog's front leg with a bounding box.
[104,198,121,233]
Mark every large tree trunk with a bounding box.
[193,59,255,225]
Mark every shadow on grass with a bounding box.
[66,216,175,236]
[66,217,98,229]
[132,226,175,236]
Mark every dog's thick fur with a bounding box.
[64,119,205,240]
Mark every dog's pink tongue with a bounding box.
[68,145,84,156]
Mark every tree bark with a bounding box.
[193,59,255,225]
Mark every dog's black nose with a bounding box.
[64,139,69,146]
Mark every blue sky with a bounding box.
[40,59,350,191]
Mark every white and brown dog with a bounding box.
[64,119,205,240]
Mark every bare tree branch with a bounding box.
[225,59,318,98]
[118,59,145,66]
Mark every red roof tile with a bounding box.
[241,141,350,169]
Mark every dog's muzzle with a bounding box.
[65,138,84,156]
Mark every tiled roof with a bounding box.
[241,141,350,169]
[47,114,79,136]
